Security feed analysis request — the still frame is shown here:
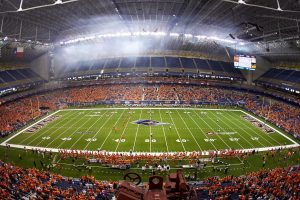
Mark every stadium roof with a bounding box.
[0,0,299,64]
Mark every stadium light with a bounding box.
[170,33,180,37]
[277,7,283,11]
[60,31,242,46]
[184,34,193,38]
[276,0,282,11]
[17,0,24,12]
[195,35,207,39]
[54,0,63,5]
[150,32,166,36]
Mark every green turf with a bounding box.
[1,145,299,182]
[4,108,297,152]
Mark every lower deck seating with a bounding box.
[0,81,299,139]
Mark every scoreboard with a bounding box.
[234,55,256,71]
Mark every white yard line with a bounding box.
[185,109,218,151]
[158,109,169,152]
[69,110,110,149]
[149,109,152,152]
[47,111,94,148]
[1,110,61,146]
[98,110,126,150]
[132,110,143,151]
[114,111,133,152]
[191,110,244,162]
[83,111,115,150]
[241,110,298,145]
[1,108,298,155]
[168,109,186,152]
[228,112,274,147]
[32,110,81,147]
[191,109,241,150]
[209,111,256,148]
[175,110,202,151]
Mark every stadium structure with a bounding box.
[0,0,299,199]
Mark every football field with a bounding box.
[2,108,299,153]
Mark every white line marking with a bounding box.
[114,111,133,152]
[48,111,95,148]
[229,112,275,146]
[83,111,115,150]
[32,110,80,146]
[3,143,299,156]
[132,110,143,151]
[175,110,202,151]
[168,109,186,152]
[186,109,218,151]
[98,110,126,150]
[64,107,242,111]
[240,110,298,145]
[1,108,298,155]
[69,110,111,149]
[210,111,256,148]
[1,110,60,146]
[149,109,152,152]
[158,109,169,152]
[195,110,237,149]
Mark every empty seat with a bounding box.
[180,57,196,69]
[120,57,136,68]
[105,58,120,69]
[208,60,224,71]
[151,57,165,68]
[166,57,181,68]
[135,57,149,67]
[90,59,106,70]
[0,71,15,82]
[194,58,211,70]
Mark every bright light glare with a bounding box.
[184,34,193,37]
[60,32,240,45]
[170,33,180,37]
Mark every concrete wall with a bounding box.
[30,53,50,80]
[239,56,273,85]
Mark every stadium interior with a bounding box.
[0,0,300,199]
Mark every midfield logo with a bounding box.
[132,119,169,126]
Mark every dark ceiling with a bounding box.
[0,0,299,64]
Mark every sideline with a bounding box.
[1,110,61,146]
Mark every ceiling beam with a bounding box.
[167,0,190,33]
[110,0,132,33]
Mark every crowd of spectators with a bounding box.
[0,159,299,199]
[0,82,299,139]
[123,85,143,101]
[0,160,116,199]
[191,165,300,199]
[143,86,158,101]
[0,96,57,137]
[158,85,178,101]
[59,150,229,166]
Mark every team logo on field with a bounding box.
[132,119,169,126]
